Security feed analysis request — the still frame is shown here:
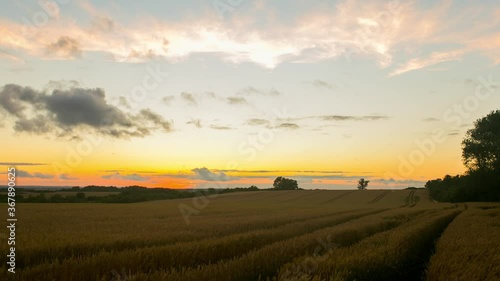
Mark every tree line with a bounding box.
[426,110,500,202]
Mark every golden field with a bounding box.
[0,189,498,281]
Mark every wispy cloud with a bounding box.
[237,87,281,96]
[45,36,82,59]
[422,117,439,122]
[309,80,335,90]
[102,172,148,181]
[0,162,46,166]
[187,119,202,128]
[17,170,54,179]
[1,1,498,70]
[277,123,300,130]
[162,95,175,105]
[318,115,390,121]
[245,118,270,126]
[210,124,233,130]
[226,96,247,105]
[180,92,197,106]
[389,50,464,77]
[60,174,78,180]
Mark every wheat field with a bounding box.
[0,189,498,281]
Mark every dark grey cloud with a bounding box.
[14,115,53,134]
[237,87,281,96]
[102,172,148,181]
[17,170,54,179]
[192,167,231,181]
[0,84,173,139]
[0,84,41,117]
[187,119,202,128]
[277,123,300,129]
[181,92,197,106]
[245,118,270,126]
[0,162,46,166]
[46,36,81,58]
[227,97,247,105]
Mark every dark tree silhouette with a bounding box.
[462,110,500,173]
[273,177,299,190]
[426,110,500,202]
[357,178,369,190]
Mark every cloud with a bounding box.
[46,36,82,59]
[0,84,172,139]
[192,167,231,181]
[423,117,439,122]
[180,92,197,106]
[102,172,148,181]
[245,118,270,126]
[117,96,131,109]
[389,50,464,77]
[0,162,46,166]
[187,119,202,128]
[376,178,426,185]
[319,115,390,121]
[309,80,335,90]
[17,170,54,179]
[277,123,300,129]
[90,16,115,33]
[210,125,233,130]
[237,87,281,96]
[227,97,247,105]
[137,109,172,131]
[60,174,78,180]
[0,0,498,70]
[162,95,175,105]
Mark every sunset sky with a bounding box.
[0,0,499,189]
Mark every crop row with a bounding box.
[276,209,459,281]
[425,206,500,281]
[5,205,349,268]
[124,208,431,281]
[12,209,381,281]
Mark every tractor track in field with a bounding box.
[401,190,416,208]
[401,190,417,207]
[368,191,390,204]
[321,190,357,204]
[409,190,417,207]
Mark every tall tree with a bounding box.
[273,177,299,190]
[462,110,500,173]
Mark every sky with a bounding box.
[0,0,499,189]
